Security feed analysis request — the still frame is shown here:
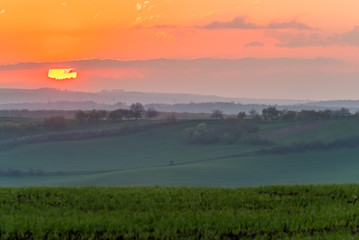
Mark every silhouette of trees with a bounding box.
[130,103,145,120]
[211,109,223,120]
[74,110,87,123]
[262,107,281,120]
[74,110,107,123]
[236,112,247,120]
[145,107,159,120]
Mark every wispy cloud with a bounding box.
[136,3,142,10]
[200,17,259,29]
[244,41,264,47]
[269,26,359,48]
[267,20,314,30]
[199,17,314,30]
[154,24,177,28]
[0,9,5,15]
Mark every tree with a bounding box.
[145,107,159,120]
[211,109,223,120]
[130,103,145,120]
[249,109,261,122]
[236,112,247,120]
[108,109,123,121]
[249,109,257,117]
[43,115,67,131]
[262,107,280,120]
[333,108,351,118]
[282,110,297,121]
[74,110,87,123]
[88,110,106,121]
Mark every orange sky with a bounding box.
[1,0,359,99]
[0,0,359,64]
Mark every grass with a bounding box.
[2,117,359,187]
[0,120,258,173]
[2,185,359,239]
[276,118,359,144]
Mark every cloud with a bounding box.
[340,25,359,46]
[267,20,314,30]
[0,9,5,15]
[156,31,174,40]
[200,17,259,29]
[61,2,67,7]
[199,17,314,30]
[133,16,143,25]
[136,3,142,10]
[273,33,325,48]
[154,24,177,28]
[244,41,264,47]
[270,26,359,48]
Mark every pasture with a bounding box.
[1,117,359,186]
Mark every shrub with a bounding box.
[43,116,67,131]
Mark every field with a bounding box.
[2,185,359,239]
[1,117,359,186]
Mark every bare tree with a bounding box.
[236,112,247,120]
[130,103,145,120]
[211,109,223,120]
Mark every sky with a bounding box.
[0,0,359,100]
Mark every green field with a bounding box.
[1,117,359,187]
[2,185,359,239]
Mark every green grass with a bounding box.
[2,185,359,239]
[0,120,259,173]
[2,118,359,187]
[276,118,359,144]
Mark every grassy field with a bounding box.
[2,185,359,239]
[1,117,359,186]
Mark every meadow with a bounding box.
[2,185,359,239]
[1,116,359,186]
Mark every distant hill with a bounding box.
[303,100,359,109]
[0,88,310,106]
[1,88,359,114]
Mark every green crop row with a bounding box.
[1,185,359,239]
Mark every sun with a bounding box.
[48,68,77,80]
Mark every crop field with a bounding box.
[2,185,359,239]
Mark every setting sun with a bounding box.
[48,68,77,80]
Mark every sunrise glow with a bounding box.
[48,69,77,80]
[0,0,358,99]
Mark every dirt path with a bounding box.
[261,120,339,140]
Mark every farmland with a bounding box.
[1,115,359,187]
[2,185,359,239]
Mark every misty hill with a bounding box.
[0,88,309,106]
[0,100,357,117]
[303,100,359,109]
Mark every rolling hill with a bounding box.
[1,117,359,187]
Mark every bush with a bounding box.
[184,121,259,145]
[43,116,67,131]
[184,123,217,144]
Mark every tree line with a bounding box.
[0,103,159,137]
[74,103,159,123]
[211,107,352,121]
